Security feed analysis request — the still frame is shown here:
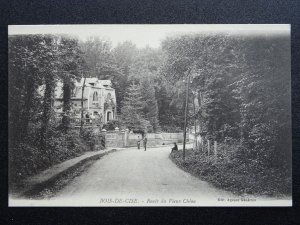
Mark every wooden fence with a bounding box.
[194,135,218,157]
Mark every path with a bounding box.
[51,145,237,206]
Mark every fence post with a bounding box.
[207,140,210,155]
[200,137,203,151]
[214,140,217,156]
[201,138,204,152]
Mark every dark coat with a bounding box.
[172,144,178,151]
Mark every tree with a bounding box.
[162,34,242,140]
[120,82,152,133]
[8,35,52,146]
[8,35,61,150]
[80,37,113,78]
[163,32,291,176]
[140,76,160,132]
[58,37,86,133]
[129,47,163,83]
[113,41,137,113]
[232,35,291,169]
[39,36,61,149]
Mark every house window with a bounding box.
[93,91,98,101]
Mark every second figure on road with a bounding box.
[143,136,147,151]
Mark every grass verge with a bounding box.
[169,148,291,197]
[19,149,117,199]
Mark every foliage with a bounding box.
[9,35,55,146]
[58,37,86,132]
[140,77,161,132]
[9,122,89,183]
[102,120,120,131]
[165,33,291,196]
[170,146,291,196]
[9,31,291,197]
[129,47,163,82]
[8,35,97,185]
[120,82,152,132]
[80,127,105,151]
[113,41,137,113]
[80,37,118,79]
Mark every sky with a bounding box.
[9,24,290,48]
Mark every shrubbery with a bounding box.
[170,143,291,196]
[9,124,105,184]
[102,120,120,131]
[80,127,105,151]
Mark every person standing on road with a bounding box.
[137,136,141,149]
[143,136,147,151]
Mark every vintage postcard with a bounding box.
[8,24,292,206]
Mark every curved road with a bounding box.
[52,145,235,206]
[51,145,290,206]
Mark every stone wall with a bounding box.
[102,129,188,148]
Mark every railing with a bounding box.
[57,116,102,127]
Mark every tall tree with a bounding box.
[162,34,241,140]
[129,46,163,83]
[232,35,291,168]
[80,37,113,78]
[113,41,137,113]
[8,35,50,145]
[140,76,160,132]
[121,82,151,133]
[58,37,86,132]
[39,36,60,149]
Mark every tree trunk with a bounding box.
[40,75,55,149]
[192,93,197,148]
[62,77,72,133]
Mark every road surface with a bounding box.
[51,145,238,206]
[11,145,292,206]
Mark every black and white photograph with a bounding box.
[8,24,292,206]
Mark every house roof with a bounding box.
[85,78,98,84]
[98,80,112,86]
[78,78,112,88]
[55,77,114,99]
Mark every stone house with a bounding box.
[54,77,117,125]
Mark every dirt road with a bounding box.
[39,145,290,206]
[50,145,237,206]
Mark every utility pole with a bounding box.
[192,91,197,149]
[80,77,86,134]
[183,73,191,161]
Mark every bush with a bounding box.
[102,120,120,131]
[80,127,105,151]
[169,143,291,197]
[161,125,183,133]
[9,142,43,182]
[9,124,106,187]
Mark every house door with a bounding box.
[107,111,111,122]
